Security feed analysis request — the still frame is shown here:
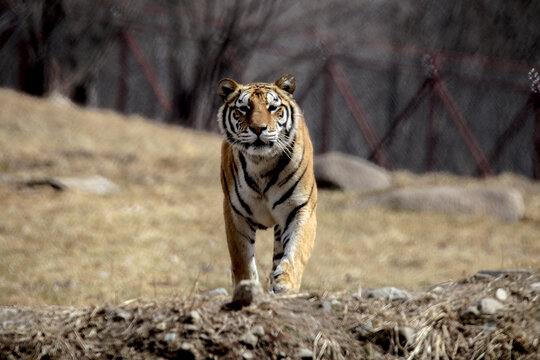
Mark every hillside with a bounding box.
[0,88,539,305]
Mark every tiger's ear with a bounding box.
[217,78,239,101]
[275,74,296,95]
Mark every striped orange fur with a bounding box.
[217,74,317,293]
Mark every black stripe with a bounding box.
[223,170,259,232]
[238,152,261,194]
[285,104,295,137]
[263,148,293,194]
[282,235,291,249]
[273,225,281,238]
[272,165,308,209]
[223,106,236,143]
[232,168,253,216]
[277,140,304,187]
[283,182,315,236]
[273,252,284,262]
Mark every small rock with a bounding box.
[531,282,540,292]
[460,305,481,320]
[240,332,258,348]
[242,351,254,360]
[478,298,504,315]
[202,288,229,298]
[164,332,176,342]
[321,301,332,312]
[314,152,392,192]
[495,288,508,301]
[397,326,416,348]
[368,287,413,301]
[156,322,167,331]
[185,324,199,332]
[186,310,201,324]
[231,280,264,308]
[251,325,265,337]
[181,342,192,351]
[294,348,314,359]
[113,309,132,321]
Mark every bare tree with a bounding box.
[166,0,289,130]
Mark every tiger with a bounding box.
[217,74,317,293]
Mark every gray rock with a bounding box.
[23,175,119,195]
[314,152,392,192]
[321,301,332,312]
[242,351,254,360]
[398,326,416,348]
[164,332,177,342]
[495,288,508,302]
[240,332,258,348]
[186,310,201,324]
[531,282,540,292]
[460,305,481,320]
[202,288,229,298]
[461,298,504,320]
[368,287,413,301]
[232,280,264,308]
[294,348,314,359]
[251,325,265,337]
[478,298,504,315]
[359,185,524,222]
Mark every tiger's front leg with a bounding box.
[271,203,317,293]
[223,199,259,287]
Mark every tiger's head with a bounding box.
[217,74,298,158]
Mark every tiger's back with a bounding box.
[217,74,317,293]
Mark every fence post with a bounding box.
[533,92,540,179]
[530,68,540,178]
[425,79,438,171]
[321,62,333,153]
[116,32,128,114]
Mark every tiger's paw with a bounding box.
[270,261,295,294]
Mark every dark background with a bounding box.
[1,0,539,177]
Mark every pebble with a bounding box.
[368,287,413,301]
[294,348,314,359]
[240,332,258,348]
[321,301,332,312]
[242,351,254,360]
[187,310,201,324]
[397,326,416,347]
[164,332,176,342]
[478,298,504,315]
[251,325,265,337]
[156,322,167,331]
[531,282,540,292]
[495,288,508,301]
[202,288,229,297]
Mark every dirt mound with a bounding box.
[1,272,538,359]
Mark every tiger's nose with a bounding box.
[249,124,267,135]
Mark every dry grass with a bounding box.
[1,272,538,359]
[0,88,539,306]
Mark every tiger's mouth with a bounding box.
[251,138,273,147]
